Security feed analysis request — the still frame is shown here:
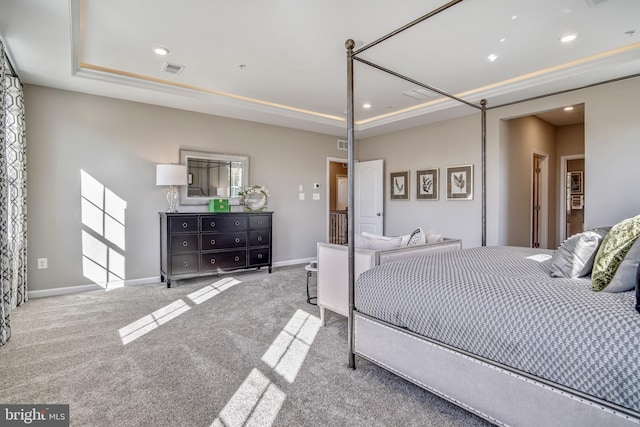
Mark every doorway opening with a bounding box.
[327,158,348,244]
[560,155,585,242]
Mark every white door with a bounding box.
[355,159,384,235]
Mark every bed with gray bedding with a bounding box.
[354,245,640,425]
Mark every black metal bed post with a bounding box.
[346,39,356,370]
[481,99,487,247]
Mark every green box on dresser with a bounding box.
[159,212,273,287]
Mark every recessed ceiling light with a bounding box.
[154,46,169,56]
[564,106,574,111]
[488,54,498,62]
[500,38,506,43]
[511,15,518,20]
[362,103,372,109]
[560,34,577,43]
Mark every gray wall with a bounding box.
[25,85,343,291]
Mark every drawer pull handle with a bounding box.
[235,221,240,226]
[257,236,263,242]
[210,221,216,227]
[258,254,263,259]
[182,222,188,228]
[182,261,188,267]
[182,241,188,247]
[235,256,240,262]
[210,258,216,265]
[210,239,216,245]
[258,221,262,225]
[235,237,240,243]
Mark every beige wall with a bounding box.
[25,85,343,291]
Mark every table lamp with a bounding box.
[156,164,187,212]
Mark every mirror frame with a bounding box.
[179,149,249,205]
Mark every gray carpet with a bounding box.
[0,265,491,427]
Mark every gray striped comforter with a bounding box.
[355,246,640,412]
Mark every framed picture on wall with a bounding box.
[570,171,583,194]
[446,164,473,200]
[390,171,409,200]
[416,168,439,200]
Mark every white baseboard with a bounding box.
[28,276,160,299]
[273,257,316,267]
[28,258,314,298]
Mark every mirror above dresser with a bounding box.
[179,149,249,205]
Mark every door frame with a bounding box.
[531,150,549,249]
[558,154,585,245]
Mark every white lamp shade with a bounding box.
[156,164,187,186]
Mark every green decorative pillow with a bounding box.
[592,215,640,291]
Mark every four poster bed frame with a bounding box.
[344,1,640,426]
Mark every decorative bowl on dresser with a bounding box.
[159,212,273,287]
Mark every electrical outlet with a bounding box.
[299,193,305,200]
[313,193,320,200]
[37,258,48,269]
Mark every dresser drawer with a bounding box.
[249,248,270,266]
[171,254,198,274]
[201,250,247,271]
[248,230,270,247]
[249,214,271,229]
[169,216,199,233]
[201,232,247,250]
[201,215,247,232]
[170,234,199,254]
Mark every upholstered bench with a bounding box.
[316,237,462,325]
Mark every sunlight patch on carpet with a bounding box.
[261,309,321,383]
[211,368,285,427]
[187,277,241,305]
[118,299,190,345]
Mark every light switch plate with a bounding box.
[299,193,305,200]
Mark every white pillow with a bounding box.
[361,232,393,241]
[426,230,443,244]
[354,235,370,249]
[366,236,403,250]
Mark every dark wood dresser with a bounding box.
[159,212,273,287]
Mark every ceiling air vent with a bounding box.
[337,139,348,150]
[402,87,440,100]
[162,62,185,75]
[585,0,609,7]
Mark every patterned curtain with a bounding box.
[0,40,28,346]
